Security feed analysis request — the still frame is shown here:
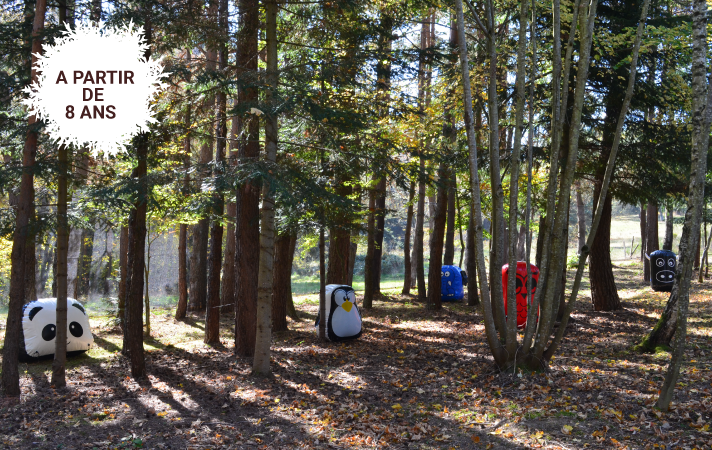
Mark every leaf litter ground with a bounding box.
[0,261,711,449]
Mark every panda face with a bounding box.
[334,289,356,313]
[22,298,94,358]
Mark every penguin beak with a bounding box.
[342,301,353,312]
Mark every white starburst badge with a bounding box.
[22,21,167,156]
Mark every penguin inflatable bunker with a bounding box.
[315,285,362,342]
[441,265,464,301]
[20,298,94,361]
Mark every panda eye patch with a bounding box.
[42,324,56,341]
[69,322,83,338]
[28,306,43,321]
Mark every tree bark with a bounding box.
[286,235,298,319]
[589,194,621,310]
[318,227,326,340]
[663,200,674,251]
[204,0,227,346]
[123,14,151,379]
[656,0,709,410]
[456,0,505,365]
[234,0,260,358]
[327,182,352,285]
[118,226,128,324]
[363,176,385,308]
[2,0,46,398]
[77,229,94,298]
[272,233,295,332]
[66,228,81,298]
[402,181,415,294]
[465,204,479,306]
[346,230,357,287]
[51,144,69,388]
[220,115,240,315]
[176,51,192,321]
[426,165,448,311]
[372,178,387,293]
[576,183,586,252]
[252,0,278,375]
[640,203,647,261]
[443,176,456,265]
[540,0,650,363]
[644,200,659,282]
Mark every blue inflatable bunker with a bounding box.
[441,265,464,301]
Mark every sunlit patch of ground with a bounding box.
[0,261,710,449]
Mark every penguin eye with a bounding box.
[334,290,346,306]
[347,291,356,304]
[441,271,444,277]
[445,271,450,277]
[668,259,675,267]
[656,259,664,267]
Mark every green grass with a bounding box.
[291,273,406,295]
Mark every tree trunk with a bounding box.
[346,230,357,287]
[466,204,479,306]
[272,233,295,332]
[124,14,151,379]
[176,56,192,321]
[1,0,46,398]
[443,175,456,265]
[188,220,208,311]
[285,235,298,320]
[220,116,239,315]
[234,0,260,358]
[77,229,94,298]
[414,162,427,300]
[372,178,387,293]
[663,200,674,251]
[118,226,128,324]
[66,228,81,298]
[144,238,151,337]
[37,235,53,296]
[252,0,278,375]
[516,224,526,261]
[576,183,586,252]
[402,181,415,294]
[640,203,647,261]
[204,0,227,346]
[318,227,326,340]
[656,0,709,410]
[327,182,352,285]
[426,165,448,311]
[51,143,69,388]
[590,193,621,310]
[644,200,659,282]
[363,176,385,308]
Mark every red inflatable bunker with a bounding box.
[501,262,540,329]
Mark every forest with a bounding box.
[1,0,712,447]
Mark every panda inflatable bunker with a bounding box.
[315,285,362,342]
[20,298,94,361]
